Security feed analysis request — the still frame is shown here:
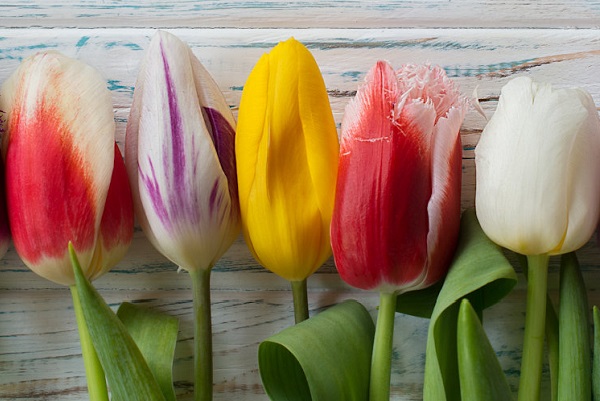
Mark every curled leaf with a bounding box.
[117,302,179,401]
[258,300,374,401]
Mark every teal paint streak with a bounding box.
[444,58,536,77]
[104,41,143,51]
[107,80,134,93]
[76,36,90,48]
[0,43,59,60]
[341,71,363,81]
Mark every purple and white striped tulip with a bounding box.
[125,31,240,272]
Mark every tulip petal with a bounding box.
[236,38,338,281]
[0,51,114,285]
[88,143,134,280]
[126,31,238,272]
[556,90,600,254]
[475,76,600,255]
[333,61,434,291]
[189,50,239,217]
[423,106,464,288]
[296,43,339,267]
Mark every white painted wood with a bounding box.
[0,2,600,400]
[0,1,599,29]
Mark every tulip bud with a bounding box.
[125,30,240,272]
[0,51,130,286]
[475,76,600,256]
[331,61,467,293]
[236,37,339,282]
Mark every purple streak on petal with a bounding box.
[202,106,239,216]
[155,41,201,227]
[136,41,207,234]
[140,159,170,228]
[208,179,221,215]
[160,44,185,204]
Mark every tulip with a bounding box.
[331,61,466,401]
[475,76,600,401]
[0,51,134,401]
[236,37,339,323]
[125,31,239,401]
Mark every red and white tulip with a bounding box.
[0,51,133,286]
[331,61,467,293]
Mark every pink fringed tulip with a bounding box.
[0,51,133,286]
[125,31,239,401]
[331,61,466,401]
[332,61,466,292]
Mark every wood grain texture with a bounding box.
[0,1,599,29]
[1,2,600,400]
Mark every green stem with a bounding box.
[190,269,213,401]
[291,279,309,324]
[369,291,397,401]
[70,286,109,401]
[517,253,550,401]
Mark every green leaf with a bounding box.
[117,303,179,401]
[558,252,591,401]
[546,293,559,401]
[593,306,600,400]
[70,244,166,401]
[258,300,374,401]
[423,209,518,401]
[457,299,513,401]
[395,280,443,318]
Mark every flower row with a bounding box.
[1,30,599,401]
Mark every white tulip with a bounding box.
[475,76,600,256]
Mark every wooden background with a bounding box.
[1,1,600,400]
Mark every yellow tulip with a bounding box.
[236,37,339,313]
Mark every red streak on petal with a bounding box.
[101,143,134,250]
[6,100,97,265]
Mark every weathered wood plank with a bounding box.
[1,25,600,400]
[0,1,599,29]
